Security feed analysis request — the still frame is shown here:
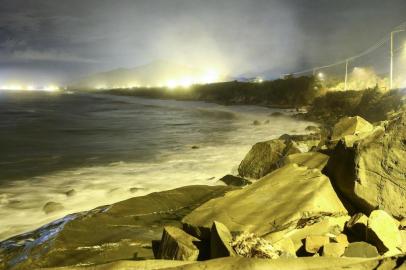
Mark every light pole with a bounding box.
[344,59,349,90]
[390,29,405,89]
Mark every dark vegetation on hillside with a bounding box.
[303,88,404,126]
[103,76,320,107]
[99,76,404,127]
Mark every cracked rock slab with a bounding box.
[182,164,347,241]
[331,116,374,142]
[366,210,402,254]
[326,112,406,218]
[0,185,233,270]
[157,226,200,261]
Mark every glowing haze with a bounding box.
[0,0,406,86]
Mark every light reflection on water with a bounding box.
[0,91,316,240]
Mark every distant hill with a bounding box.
[70,60,224,89]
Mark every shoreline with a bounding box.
[0,88,404,270]
[0,94,317,242]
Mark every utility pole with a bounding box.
[390,29,405,89]
[344,59,349,91]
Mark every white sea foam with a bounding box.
[0,94,316,240]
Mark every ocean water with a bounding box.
[0,90,315,240]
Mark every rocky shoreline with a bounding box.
[1,100,405,269]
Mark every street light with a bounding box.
[390,29,405,89]
[344,59,349,90]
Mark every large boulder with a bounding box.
[219,175,251,187]
[343,242,379,258]
[43,201,64,214]
[322,242,347,258]
[276,214,350,250]
[366,210,402,254]
[333,234,349,246]
[210,221,235,259]
[326,112,406,218]
[279,133,322,152]
[331,116,374,142]
[273,237,297,257]
[183,164,348,243]
[0,185,233,270]
[238,139,300,179]
[305,235,329,254]
[156,226,200,261]
[345,210,402,255]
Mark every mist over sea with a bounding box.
[0,91,315,240]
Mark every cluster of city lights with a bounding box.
[94,69,223,90]
[0,84,60,92]
[165,69,221,89]
[254,77,264,83]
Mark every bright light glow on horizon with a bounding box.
[89,67,226,90]
[254,77,264,83]
[0,83,60,92]
[166,79,177,89]
[179,77,193,88]
[199,69,220,84]
[95,85,107,90]
[43,85,59,92]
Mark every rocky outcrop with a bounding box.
[237,131,324,180]
[366,210,402,255]
[65,189,76,197]
[219,175,251,187]
[305,235,329,254]
[43,201,64,214]
[342,242,379,258]
[0,185,233,270]
[238,139,301,179]
[326,111,406,218]
[272,237,297,257]
[282,152,329,170]
[279,133,322,152]
[156,226,200,261]
[183,164,348,242]
[331,116,374,142]
[210,221,236,259]
[333,234,349,246]
[230,233,283,259]
[322,242,347,257]
[344,211,404,256]
[305,125,321,133]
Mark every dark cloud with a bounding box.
[0,0,405,83]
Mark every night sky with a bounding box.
[0,0,406,83]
